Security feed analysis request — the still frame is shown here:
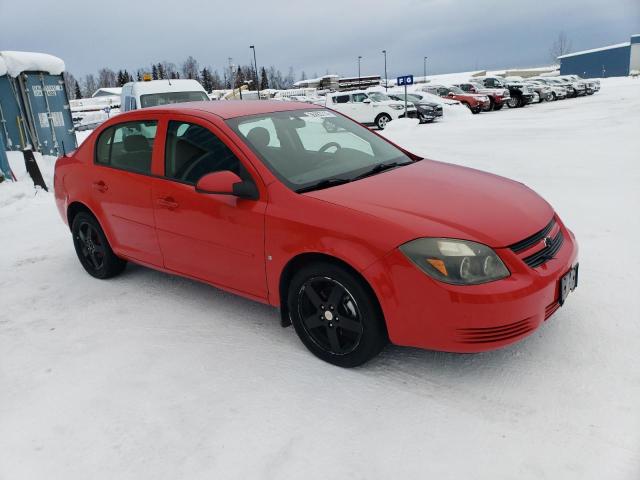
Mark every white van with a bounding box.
[120,79,209,112]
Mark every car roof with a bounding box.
[142,100,322,119]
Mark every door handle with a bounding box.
[92,181,108,193]
[157,197,179,210]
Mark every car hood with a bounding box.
[305,160,553,247]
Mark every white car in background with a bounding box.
[366,91,418,120]
[323,90,404,129]
[528,78,568,100]
[120,79,209,111]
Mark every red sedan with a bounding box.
[54,101,578,367]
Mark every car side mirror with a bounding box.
[195,171,258,200]
[362,98,371,103]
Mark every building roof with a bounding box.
[92,87,122,97]
[0,51,65,77]
[558,42,630,59]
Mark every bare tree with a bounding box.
[97,68,117,88]
[62,72,77,99]
[550,32,572,62]
[82,74,97,98]
[182,56,200,81]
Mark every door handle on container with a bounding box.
[92,181,108,193]
[157,197,179,210]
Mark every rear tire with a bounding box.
[71,212,126,279]
[375,113,391,130]
[482,98,494,112]
[288,262,388,367]
[493,103,504,111]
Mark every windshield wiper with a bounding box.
[296,177,352,193]
[352,160,412,181]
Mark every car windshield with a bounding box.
[448,86,465,94]
[367,92,390,101]
[227,109,413,192]
[139,91,209,108]
[406,94,422,102]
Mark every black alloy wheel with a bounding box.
[288,262,387,367]
[72,212,126,279]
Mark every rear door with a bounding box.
[151,114,268,300]
[92,119,163,266]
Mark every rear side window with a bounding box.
[95,120,157,174]
[164,121,243,184]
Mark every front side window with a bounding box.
[352,93,369,103]
[139,91,209,108]
[227,109,412,192]
[95,120,157,174]
[333,95,350,104]
[165,121,242,184]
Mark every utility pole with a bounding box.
[358,56,362,88]
[250,45,260,100]
[382,50,388,91]
[423,56,428,82]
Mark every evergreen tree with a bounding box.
[260,67,269,90]
[151,64,158,80]
[300,71,307,81]
[157,62,165,79]
[136,69,143,81]
[74,81,82,99]
[201,68,213,93]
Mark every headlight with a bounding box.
[399,238,510,285]
[390,104,405,110]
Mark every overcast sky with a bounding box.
[1,0,639,79]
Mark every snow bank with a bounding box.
[0,51,65,77]
[0,56,6,76]
[0,152,55,213]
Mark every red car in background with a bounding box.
[454,82,511,111]
[421,84,491,113]
[54,101,578,367]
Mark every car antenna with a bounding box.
[61,140,67,157]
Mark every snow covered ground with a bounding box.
[1,77,639,480]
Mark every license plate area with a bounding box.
[559,263,579,305]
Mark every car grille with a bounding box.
[508,217,564,268]
[456,317,536,344]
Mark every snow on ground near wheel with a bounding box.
[1,77,639,480]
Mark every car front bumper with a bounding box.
[364,217,579,353]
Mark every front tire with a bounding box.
[482,98,494,112]
[288,262,388,367]
[375,113,391,130]
[506,96,519,108]
[72,212,126,279]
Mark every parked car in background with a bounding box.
[554,77,587,97]
[386,92,443,123]
[505,77,553,102]
[120,79,209,112]
[54,100,579,367]
[563,75,599,94]
[367,91,418,120]
[454,82,510,111]
[421,84,490,114]
[324,90,404,129]
[475,76,534,108]
[528,78,568,100]
[558,75,594,95]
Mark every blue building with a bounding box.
[559,34,640,78]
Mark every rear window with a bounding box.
[95,120,158,174]
[139,91,209,108]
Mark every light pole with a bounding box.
[382,50,388,91]
[358,56,362,88]
[250,45,260,100]
[423,56,428,82]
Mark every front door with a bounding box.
[152,116,268,299]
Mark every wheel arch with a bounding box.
[67,201,97,229]
[277,252,384,330]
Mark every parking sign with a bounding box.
[397,75,414,86]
